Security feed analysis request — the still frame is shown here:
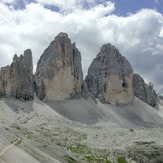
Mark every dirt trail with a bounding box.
[0,138,20,157]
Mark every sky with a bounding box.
[0,0,163,94]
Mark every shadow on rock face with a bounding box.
[3,98,33,113]
[46,98,104,125]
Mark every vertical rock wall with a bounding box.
[133,74,157,107]
[0,49,34,100]
[34,33,83,102]
[85,43,134,105]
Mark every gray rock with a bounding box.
[158,95,163,100]
[34,32,83,102]
[0,49,34,101]
[133,73,157,107]
[81,81,89,100]
[85,43,134,104]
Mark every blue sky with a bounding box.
[112,0,163,16]
[0,0,163,93]
[6,0,163,16]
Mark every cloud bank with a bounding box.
[0,1,163,93]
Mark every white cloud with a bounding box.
[35,0,115,14]
[160,27,163,37]
[36,0,76,11]
[0,0,14,3]
[0,1,163,93]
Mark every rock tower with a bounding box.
[0,49,34,100]
[85,43,134,105]
[34,33,83,102]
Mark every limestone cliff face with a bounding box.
[158,95,163,100]
[0,49,34,100]
[35,33,83,102]
[0,66,11,96]
[133,73,157,107]
[85,43,134,105]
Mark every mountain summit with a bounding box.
[85,43,134,105]
[34,32,83,102]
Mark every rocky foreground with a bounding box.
[0,96,163,163]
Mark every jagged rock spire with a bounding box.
[0,49,34,101]
[133,73,157,107]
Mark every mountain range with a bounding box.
[0,33,163,163]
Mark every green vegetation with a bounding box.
[26,135,32,139]
[65,136,68,142]
[117,156,128,163]
[84,155,111,162]
[67,145,89,154]
[5,127,9,130]
[65,155,78,163]
[43,133,52,137]
[67,145,111,163]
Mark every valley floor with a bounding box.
[0,97,163,163]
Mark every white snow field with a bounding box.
[0,96,163,163]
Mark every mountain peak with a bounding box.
[54,32,70,43]
[56,32,69,38]
[85,42,134,104]
[34,33,83,102]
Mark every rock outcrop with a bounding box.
[0,49,34,100]
[34,33,83,102]
[133,73,157,107]
[158,95,163,100]
[85,43,134,105]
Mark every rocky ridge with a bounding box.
[0,32,159,107]
[85,43,134,105]
[158,95,163,100]
[133,73,157,107]
[0,49,34,101]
